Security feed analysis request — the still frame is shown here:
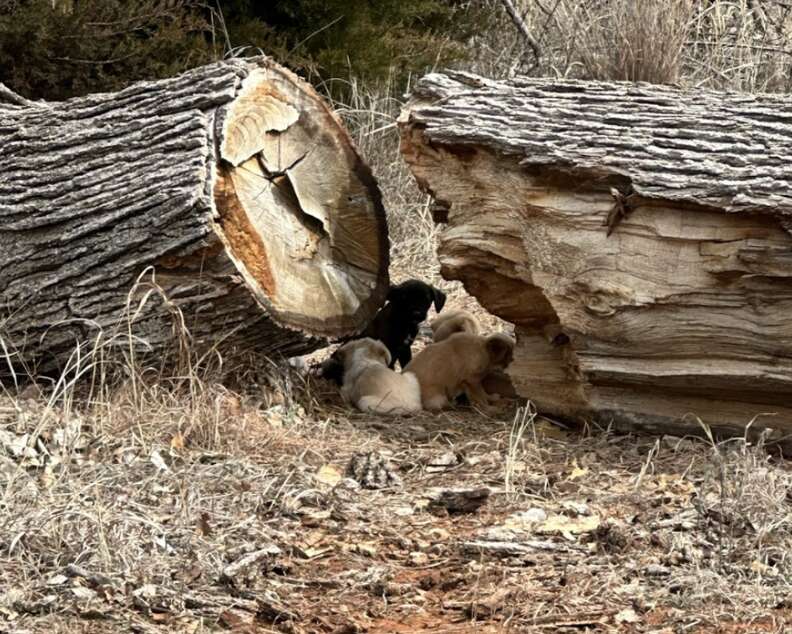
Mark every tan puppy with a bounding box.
[334,338,422,415]
[404,332,515,411]
[430,309,480,342]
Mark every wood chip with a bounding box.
[428,487,490,514]
[222,545,281,579]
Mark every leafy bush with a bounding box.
[0,0,218,100]
[0,0,481,100]
[217,0,481,94]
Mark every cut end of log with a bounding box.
[213,61,389,338]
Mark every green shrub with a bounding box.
[0,0,218,100]
[0,0,480,101]
[218,0,482,95]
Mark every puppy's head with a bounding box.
[485,333,516,370]
[320,348,345,385]
[387,279,446,324]
[338,338,391,369]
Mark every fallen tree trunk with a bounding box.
[0,57,388,375]
[400,71,792,439]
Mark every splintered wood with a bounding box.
[399,71,792,439]
[0,57,388,372]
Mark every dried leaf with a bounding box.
[133,584,158,600]
[426,451,459,473]
[615,608,640,624]
[750,560,777,576]
[349,542,377,557]
[409,551,429,566]
[150,448,169,472]
[534,419,568,440]
[515,508,548,523]
[568,465,589,480]
[170,432,185,451]
[315,464,342,487]
[46,574,68,586]
[538,513,601,537]
[196,513,212,537]
[72,586,97,600]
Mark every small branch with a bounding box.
[686,40,792,57]
[0,84,35,107]
[747,0,768,33]
[498,0,542,68]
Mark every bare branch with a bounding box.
[498,0,541,68]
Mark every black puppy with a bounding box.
[365,280,446,369]
[320,279,446,383]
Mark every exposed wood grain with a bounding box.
[0,57,388,375]
[399,71,792,440]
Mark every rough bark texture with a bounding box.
[0,57,388,374]
[399,71,792,440]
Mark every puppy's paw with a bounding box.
[471,400,498,416]
[424,394,448,411]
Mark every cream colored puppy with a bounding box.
[404,332,515,411]
[430,309,480,342]
[334,338,422,415]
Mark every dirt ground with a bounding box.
[2,365,792,634]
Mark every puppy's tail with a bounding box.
[432,310,480,342]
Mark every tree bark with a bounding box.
[0,57,388,375]
[399,71,792,440]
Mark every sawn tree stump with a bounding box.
[0,57,389,374]
[399,71,792,439]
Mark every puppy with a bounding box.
[404,332,515,411]
[430,309,480,342]
[361,279,446,370]
[333,338,422,415]
[430,311,517,402]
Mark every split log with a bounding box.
[0,57,388,374]
[399,71,792,439]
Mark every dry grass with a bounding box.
[0,273,790,631]
[569,0,694,84]
[463,0,792,92]
[3,361,792,631]
[329,74,438,279]
[2,297,791,632]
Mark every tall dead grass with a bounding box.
[570,0,695,84]
[321,73,442,287]
[0,270,326,463]
[464,0,792,92]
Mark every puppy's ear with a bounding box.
[386,284,399,304]
[372,340,391,367]
[320,353,345,385]
[431,287,447,313]
[486,335,515,368]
